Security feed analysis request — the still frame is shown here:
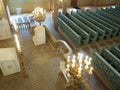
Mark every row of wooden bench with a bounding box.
[71,11,105,40]
[78,10,119,36]
[87,10,120,35]
[58,7,120,47]
[92,46,120,90]
[96,7,120,27]
[58,13,89,46]
[58,18,81,46]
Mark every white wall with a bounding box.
[8,0,71,14]
[8,0,51,14]
[8,0,117,14]
[77,0,94,6]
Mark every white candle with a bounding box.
[78,64,82,70]
[67,64,70,68]
[88,57,92,65]
[73,55,76,60]
[85,60,89,70]
[77,66,82,78]
[89,67,93,75]
[72,55,76,63]
[67,56,70,63]
[71,62,75,68]
[78,70,81,74]
[79,58,82,63]
[66,64,70,72]
[71,55,76,68]
[85,64,89,70]
[84,56,88,64]
[77,53,81,60]
[79,54,83,63]
[78,64,82,74]
[80,54,83,60]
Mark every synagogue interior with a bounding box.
[0,0,120,90]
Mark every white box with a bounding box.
[0,48,21,76]
[32,25,46,45]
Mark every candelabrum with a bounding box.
[65,53,93,83]
[32,7,46,25]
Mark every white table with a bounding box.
[0,48,21,76]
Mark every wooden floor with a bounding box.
[0,7,120,90]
